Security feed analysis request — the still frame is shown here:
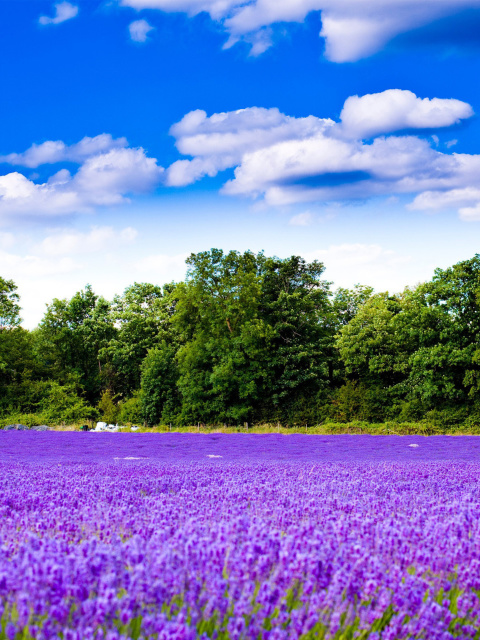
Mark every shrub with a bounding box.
[118,393,143,425]
[97,390,120,424]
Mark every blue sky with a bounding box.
[2,0,480,326]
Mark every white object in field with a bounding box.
[94,422,121,432]
[206,454,222,458]
[408,444,420,448]
[131,426,140,431]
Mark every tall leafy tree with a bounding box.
[335,255,480,422]
[36,285,115,402]
[336,292,406,388]
[404,255,480,411]
[0,277,38,402]
[173,249,267,423]
[102,282,172,397]
[172,250,333,424]
[0,277,21,329]
[141,341,181,426]
[259,255,333,421]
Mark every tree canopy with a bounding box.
[3,251,480,429]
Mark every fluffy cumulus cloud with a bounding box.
[0,136,163,218]
[119,0,480,60]
[166,107,329,186]
[0,134,128,169]
[339,90,474,139]
[165,89,480,217]
[39,2,79,26]
[129,19,155,42]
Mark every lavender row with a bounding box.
[2,449,480,639]
[3,432,480,463]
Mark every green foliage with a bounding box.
[0,379,97,425]
[260,254,333,419]
[172,249,333,424]
[140,343,180,425]
[336,292,407,387]
[35,285,115,403]
[329,381,388,423]
[118,393,143,425]
[39,380,97,422]
[0,276,21,329]
[5,253,480,428]
[331,284,374,328]
[0,327,40,387]
[101,282,171,397]
[173,249,268,423]
[97,390,121,424]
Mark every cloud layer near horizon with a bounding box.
[119,0,480,61]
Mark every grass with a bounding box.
[50,420,480,435]
[4,414,480,435]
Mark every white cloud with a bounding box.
[166,107,330,186]
[39,1,79,26]
[459,204,480,221]
[118,0,480,61]
[0,139,164,218]
[1,134,128,168]
[165,90,480,218]
[289,211,313,226]
[339,90,473,139]
[409,187,480,212]
[39,226,138,256]
[129,19,155,42]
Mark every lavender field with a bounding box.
[1,434,480,639]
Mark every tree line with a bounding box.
[1,249,480,429]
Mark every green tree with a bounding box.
[141,342,180,425]
[335,255,480,423]
[336,292,407,388]
[331,285,374,328]
[259,255,333,421]
[36,285,115,402]
[173,249,267,423]
[0,277,21,329]
[0,279,42,417]
[97,390,121,424]
[172,249,333,424]
[102,282,172,397]
[403,255,480,413]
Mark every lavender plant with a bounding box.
[1,433,480,639]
